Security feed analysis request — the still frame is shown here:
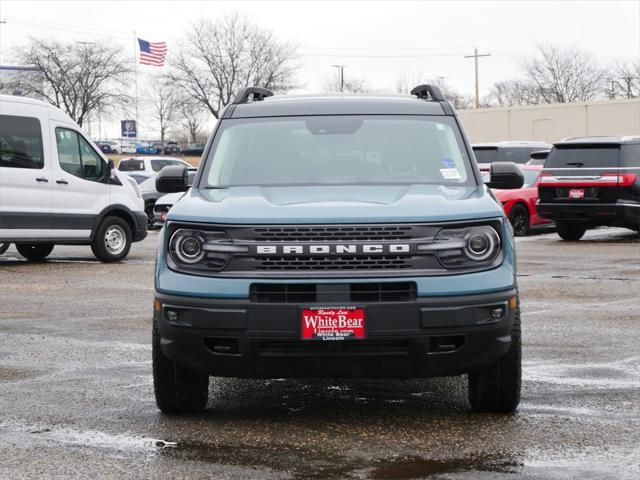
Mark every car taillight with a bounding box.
[538,173,636,187]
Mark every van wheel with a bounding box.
[508,204,530,236]
[468,305,521,413]
[16,243,54,261]
[91,216,132,262]
[556,222,586,241]
[0,243,10,255]
[152,321,209,414]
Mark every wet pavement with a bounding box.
[1,228,639,479]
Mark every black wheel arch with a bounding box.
[90,204,138,242]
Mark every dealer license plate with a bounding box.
[301,307,366,341]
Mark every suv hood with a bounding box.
[167,185,502,224]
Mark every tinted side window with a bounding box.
[500,147,529,164]
[472,148,497,164]
[0,114,44,169]
[621,145,640,167]
[55,128,105,182]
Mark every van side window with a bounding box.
[55,128,105,181]
[0,114,44,169]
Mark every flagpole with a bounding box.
[133,31,139,140]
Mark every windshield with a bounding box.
[546,146,620,168]
[201,115,474,188]
[473,147,497,164]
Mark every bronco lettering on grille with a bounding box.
[255,244,411,255]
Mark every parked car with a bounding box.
[96,141,117,154]
[121,141,136,154]
[99,140,121,154]
[181,142,206,156]
[0,94,147,262]
[473,141,551,168]
[117,156,191,175]
[537,136,640,240]
[151,85,526,414]
[164,141,181,155]
[136,142,158,154]
[151,142,164,154]
[153,191,184,225]
[526,149,550,166]
[492,165,553,236]
[121,172,152,184]
[140,168,197,228]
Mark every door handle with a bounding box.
[56,179,69,185]
[35,177,49,183]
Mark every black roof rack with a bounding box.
[410,84,445,101]
[231,87,274,105]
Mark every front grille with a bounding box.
[258,340,410,356]
[255,255,413,271]
[250,282,417,303]
[252,225,415,242]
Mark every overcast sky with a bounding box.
[1,0,638,138]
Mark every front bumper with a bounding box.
[536,202,640,228]
[155,289,518,379]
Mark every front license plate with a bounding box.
[569,188,585,199]
[301,307,366,340]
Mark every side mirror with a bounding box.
[107,159,116,181]
[156,165,189,193]
[486,162,524,189]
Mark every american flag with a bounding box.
[138,38,167,66]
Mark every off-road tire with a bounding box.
[91,216,132,262]
[152,321,209,414]
[145,202,156,229]
[468,306,521,413]
[556,222,586,241]
[509,204,530,237]
[0,243,10,255]
[15,243,54,261]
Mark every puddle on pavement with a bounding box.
[0,366,36,381]
[368,456,520,479]
[524,357,640,389]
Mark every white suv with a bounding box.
[0,95,147,262]
[117,156,191,176]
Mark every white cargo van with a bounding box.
[0,95,147,262]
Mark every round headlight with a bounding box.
[464,230,498,261]
[175,234,204,264]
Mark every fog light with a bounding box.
[490,307,504,320]
[166,310,179,322]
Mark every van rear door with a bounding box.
[0,106,52,240]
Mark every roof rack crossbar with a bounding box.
[410,84,445,102]
[231,87,274,105]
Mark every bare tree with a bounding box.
[322,72,369,93]
[10,37,131,127]
[148,76,180,142]
[179,98,207,143]
[168,13,298,119]
[395,73,473,109]
[488,79,543,107]
[522,43,606,104]
[607,60,640,99]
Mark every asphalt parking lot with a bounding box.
[0,228,638,479]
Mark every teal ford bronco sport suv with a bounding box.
[152,85,525,414]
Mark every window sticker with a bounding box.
[440,168,461,180]
[441,158,455,168]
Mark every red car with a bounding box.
[491,165,554,236]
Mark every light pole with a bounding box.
[332,64,346,93]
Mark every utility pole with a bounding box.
[332,64,345,93]
[464,47,491,109]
